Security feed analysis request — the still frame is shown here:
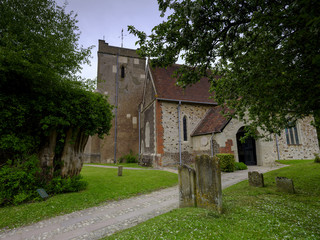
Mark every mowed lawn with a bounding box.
[107,160,320,240]
[0,166,178,230]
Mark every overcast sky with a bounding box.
[56,0,165,80]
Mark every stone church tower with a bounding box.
[84,40,146,163]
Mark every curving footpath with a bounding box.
[0,165,285,240]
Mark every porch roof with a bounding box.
[191,106,232,136]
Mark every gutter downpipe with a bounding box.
[113,49,120,164]
[178,101,182,165]
[138,106,141,160]
[210,132,215,157]
[275,134,280,160]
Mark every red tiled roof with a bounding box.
[191,106,232,136]
[150,64,216,104]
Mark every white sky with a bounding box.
[56,0,165,80]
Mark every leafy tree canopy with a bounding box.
[129,0,320,135]
[0,0,113,162]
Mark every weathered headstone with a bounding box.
[248,171,264,187]
[276,177,295,193]
[118,166,123,176]
[195,155,222,213]
[36,188,49,199]
[178,164,196,208]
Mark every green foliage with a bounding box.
[108,161,320,239]
[234,162,248,170]
[0,0,114,204]
[0,0,113,165]
[314,153,320,163]
[45,175,87,194]
[0,166,178,229]
[118,150,138,164]
[129,0,320,135]
[217,154,235,172]
[0,155,42,206]
[0,155,88,206]
[0,0,91,87]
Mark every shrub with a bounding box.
[235,162,248,170]
[217,154,235,172]
[0,155,42,206]
[118,150,138,163]
[0,155,88,206]
[45,175,87,194]
[314,153,320,163]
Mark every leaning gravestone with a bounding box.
[276,177,295,193]
[36,188,49,200]
[178,164,196,208]
[195,155,222,213]
[248,171,264,187]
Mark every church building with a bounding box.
[84,40,320,168]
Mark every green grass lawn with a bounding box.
[84,163,146,168]
[107,160,320,240]
[0,166,178,230]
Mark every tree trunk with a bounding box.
[60,128,89,178]
[38,130,57,181]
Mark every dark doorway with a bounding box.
[236,127,257,165]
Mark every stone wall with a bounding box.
[140,102,156,155]
[277,116,319,160]
[160,101,212,167]
[85,40,146,163]
[192,118,277,166]
[192,116,319,165]
[192,135,219,156]
[83,136,101,163]
[142,69,156,110]
[215,118,277,166]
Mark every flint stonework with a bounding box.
[248,171,264,187]
[195,155,222,213]
[276,177,295,193]
[178,165,196,208]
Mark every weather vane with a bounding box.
[120,29,127,48]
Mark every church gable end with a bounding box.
[142,66,157,110]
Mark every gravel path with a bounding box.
[0,165,285,240]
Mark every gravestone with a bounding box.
[195,155,222,213]
[276,177,295,193]
[36,188,49,199]
[248,171,264,187]
[118,166,123,176]
[178,164,196,208]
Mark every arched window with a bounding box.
[121,66,125,78]
[183,116,187,141]
[285,124,300,145]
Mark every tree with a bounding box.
[0,0,113,204]
[129,0,320,135]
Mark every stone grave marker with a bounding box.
[276,177,295,193]
[36,188,49,199]
[248,171,264,187]
[118,166,123,176]
[195,155,222,213]
[178,164,196,208]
